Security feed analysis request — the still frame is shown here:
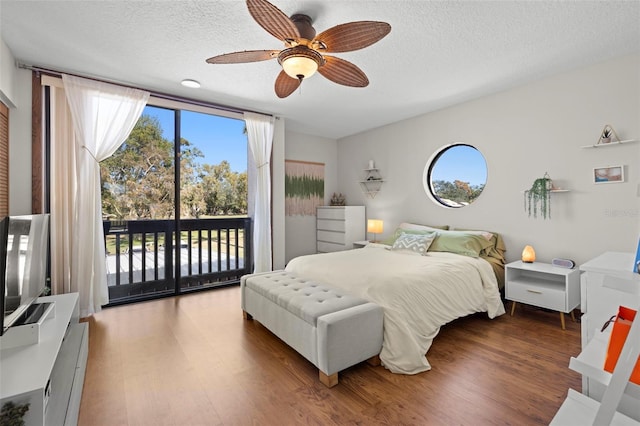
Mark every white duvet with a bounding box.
[285,244,506,374]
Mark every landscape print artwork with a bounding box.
[285,160,324,216]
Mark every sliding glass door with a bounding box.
[101,105,250,305]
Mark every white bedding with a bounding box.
[284,243,506,374]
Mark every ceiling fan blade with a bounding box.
[206,50,280,64]
[275,70,301,98]
[313,21,391,53]
[318,56,369,87]
[246,0,300,42]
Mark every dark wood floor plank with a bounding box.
[79,286,581,425]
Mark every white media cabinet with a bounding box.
[0,293,88,426]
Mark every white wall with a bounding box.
[0,36,32,215]
[284,130,338,263]
[336,54,640,266]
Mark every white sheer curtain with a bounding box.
[49,85,76,296]
[245,112,275,273]
[61,74,149,316]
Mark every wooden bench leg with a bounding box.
[242,310,253,320]
[319,371,338,388]
[510,301,517,316]
[366,355,381,367]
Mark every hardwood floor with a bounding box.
[79,286,581,425]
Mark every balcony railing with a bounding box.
[103,217,252,304]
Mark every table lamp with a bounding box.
[522,245,536,263]
[367,219,383,243]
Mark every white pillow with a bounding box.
[391,232,436,256]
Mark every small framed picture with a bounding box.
[593,165,625,184]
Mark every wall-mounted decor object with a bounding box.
[285,160,324,216]
[523,172,569,219]
[593,165,625,184]
[581,124,638,148]
[524,172,552,219]
[359,162,385,198]
[599,124,618,144]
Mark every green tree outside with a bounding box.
[101,114,248,220]
[432,179,485,206]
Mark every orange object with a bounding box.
[604,306,640,385]
[521,245,536,263]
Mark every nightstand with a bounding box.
[352,240,370,249]
[505,260,581,329]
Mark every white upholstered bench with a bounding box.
[241,270,383,387]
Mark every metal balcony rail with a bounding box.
[103,217,252,304]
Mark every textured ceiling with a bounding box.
[1,0,639,139]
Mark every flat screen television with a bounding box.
[0,214,50,336]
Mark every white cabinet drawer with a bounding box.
[316,219,345,232]
[506,281,567,312]
[317,208,345,220]
[317,230,345,244]
[317,241,345,253]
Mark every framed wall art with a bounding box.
[593,165,624,184]
[285,160,325,216]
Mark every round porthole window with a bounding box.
[423,144,487,208]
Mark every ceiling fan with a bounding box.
[206,0,391,98]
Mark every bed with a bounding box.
[284,223,507,375]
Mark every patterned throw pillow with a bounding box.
[391,232,436,255]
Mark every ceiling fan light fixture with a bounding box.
[278,46,324,81]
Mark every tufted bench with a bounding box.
[241,270,383,387]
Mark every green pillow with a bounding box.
[381,223,448,246]
[428,232,494,258]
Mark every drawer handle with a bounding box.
[526,289,543,294]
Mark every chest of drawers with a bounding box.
[316,206,365,253]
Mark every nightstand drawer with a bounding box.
[506,281,567,312]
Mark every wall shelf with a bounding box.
[521,189,570,193]
[581,139,638,149]
[359,168,385,199]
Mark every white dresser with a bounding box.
[316,206,365,253]
[575,251,640,420]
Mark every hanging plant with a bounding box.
[524,172,552,219]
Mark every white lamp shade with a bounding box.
[282,55,319,79]
[367,219,383,234]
